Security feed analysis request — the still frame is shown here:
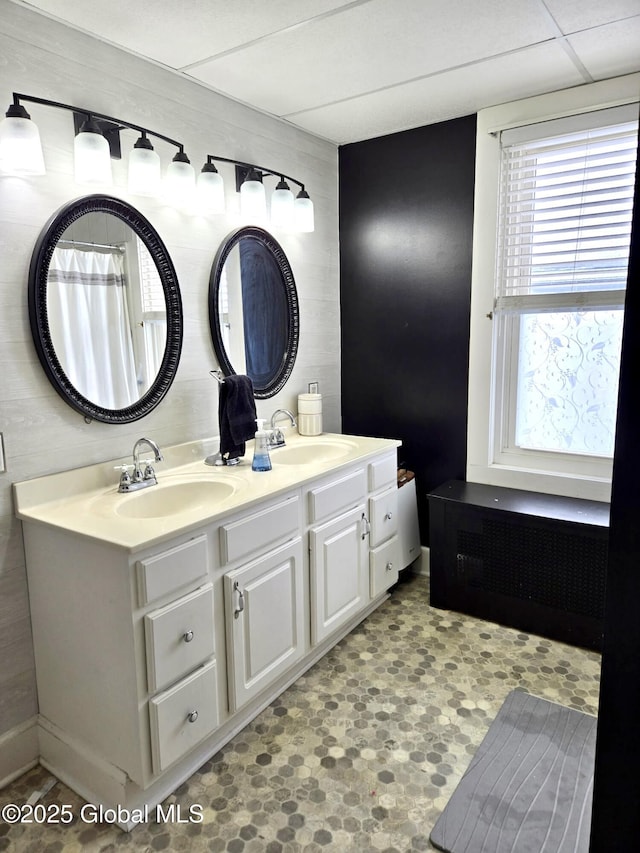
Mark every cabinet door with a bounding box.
[310,505,368,645]
[224,538,305,712]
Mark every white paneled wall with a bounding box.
[0,0,340,766]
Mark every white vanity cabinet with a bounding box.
[15,433,402,826]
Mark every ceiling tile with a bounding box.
[567,16,640,79]
[288,42,586,144]
[22,0,358,67]
[543,0,640,33]
[189,0,557,117]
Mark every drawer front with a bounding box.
[136,535,208,606]
[308,469,367,523]
[149,659,218,775]
[370,536,400,598]
[369,453,397,493]
[220,495,299,565]
[145,584,215,693]
[369,487,399,547]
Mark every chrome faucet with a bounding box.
[268,409,297,447]
[118,437,164,493]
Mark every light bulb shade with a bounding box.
[240,171,267,222]
[294,190,314,233]
[197,165,225,214]
[0,105,45,175]
[166,153,196,207]
[270,181,295,229]
[128,136,161,196]
[74,121,112,185]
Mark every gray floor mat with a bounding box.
[430,689,596,853]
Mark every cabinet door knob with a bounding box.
[183,630,194,643]
[187,710,199,723]
[386,561,394,572]
[385,511,393,520]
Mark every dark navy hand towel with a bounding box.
[218,374,257,460]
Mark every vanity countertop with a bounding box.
[13,432,401,552]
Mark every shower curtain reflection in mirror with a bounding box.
[48,246,139,408]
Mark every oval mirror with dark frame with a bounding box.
[209,226,299,399]
[29,194,183,423]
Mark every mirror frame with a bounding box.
[209,226,300,399]
[28,194,183,424]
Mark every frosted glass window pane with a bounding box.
[515,310,624,456]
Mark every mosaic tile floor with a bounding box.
[0,570,601,853]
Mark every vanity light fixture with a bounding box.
[199,155,315,232]
[0,92,194,197]
[0,92,316,232]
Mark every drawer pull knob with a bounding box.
[385,511,393,520]
[386,561,394,572]
[187,710,199,723]
[183,630,194,643]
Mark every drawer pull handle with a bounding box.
[386,561,394,572]
[385,511,393,520]
[187,710,199,723]
[183,630,194,643]
[233,580,245,619]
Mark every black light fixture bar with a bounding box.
[11,92,186,155]
[202,154,306,193]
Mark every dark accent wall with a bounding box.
[339,115,477,543]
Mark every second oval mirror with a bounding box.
[209,226,299,399]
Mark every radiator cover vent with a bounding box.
[457,519,607,620]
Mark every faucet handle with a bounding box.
[142,462,157,480]
[114,464,134,490]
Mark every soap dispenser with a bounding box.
[251,419,272,471]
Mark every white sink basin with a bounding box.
[271,438,357,466]
[113,478,239,519]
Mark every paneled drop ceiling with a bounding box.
[15,0,640,143]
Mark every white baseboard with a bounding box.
[0,717,39,789]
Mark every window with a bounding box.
[494,107,637,464]
[466,77,640,501]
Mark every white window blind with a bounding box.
[496,105,638,314]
